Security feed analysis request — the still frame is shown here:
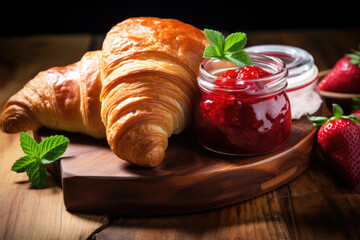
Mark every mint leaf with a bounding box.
[203,45,224,60]
[20,132,39,156]
[203,45,228,62]
[11,156,37,173]
[204,29,225,54]
[203,29,252,67]
[12,132,69,188]
[26,161,47,188]
[38,135,69,162]
[225,50,252,67]
[224,32,247,52]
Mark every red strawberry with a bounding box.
[308,104,360,187]
[318,45,360,93]
[352,98,360,118]
[354,109,360,118]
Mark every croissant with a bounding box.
[100,17,208,167]
[1,17,208,167]
[0,50,105,138]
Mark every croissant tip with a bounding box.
[0,116,13,133]
[138,150,165,168]
[125,144,166,168]
[0,109,39,134]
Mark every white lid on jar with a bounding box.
[245,44,318,91]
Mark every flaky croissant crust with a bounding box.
[101,17,208,81]
[100,17,208,167]
[0,17,208,167]
[0,51,105,138]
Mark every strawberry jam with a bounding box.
[195,54,291,155]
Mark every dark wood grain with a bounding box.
[0,34,108,240]
[91,29,360,240]
[0,29,359,240]
[35,107,318,216]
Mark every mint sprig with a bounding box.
[12,132,69,188]
[203,29,252,67]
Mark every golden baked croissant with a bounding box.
[0,50,105,138]
[100,17,208,167]
[1,17,207,167]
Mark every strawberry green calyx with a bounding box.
[345,44,360,68]
[307,103,360,127]
[352,97,360,112]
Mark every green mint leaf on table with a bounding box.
[20,131,39,156]
[39,135,70,164]
[12,132,69,188]
[11,156,36,173]
[26,161,47,188]
[203,29,252,67]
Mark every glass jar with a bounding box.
[245,44,322,119]
[194,53,291,156]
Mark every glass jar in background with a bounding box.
[194,53,291,156]
[245,44,322,119]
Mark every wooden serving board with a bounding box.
[34,111,320,216]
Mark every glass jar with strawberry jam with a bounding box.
[194,53,291,155]
[245,45,322,119]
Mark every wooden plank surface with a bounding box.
[0,29,359,240]
[93,29,360,240]
[0,34,108,240]
[36,112,315,216]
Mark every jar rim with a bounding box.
[244,44,314,78]
[198,53,288,94]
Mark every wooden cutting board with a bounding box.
[34,111,320,216]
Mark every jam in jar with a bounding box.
[194,53,291,155]
[245,44,321,119]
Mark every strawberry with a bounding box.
[318,45,360,93]
[352,97,360,118]
[308,104,360,187]
[354,109,360,118]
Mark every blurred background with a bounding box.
[1,1,359,36]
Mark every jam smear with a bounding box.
[195,65,291,155]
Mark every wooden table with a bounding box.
[1,28,360,240]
